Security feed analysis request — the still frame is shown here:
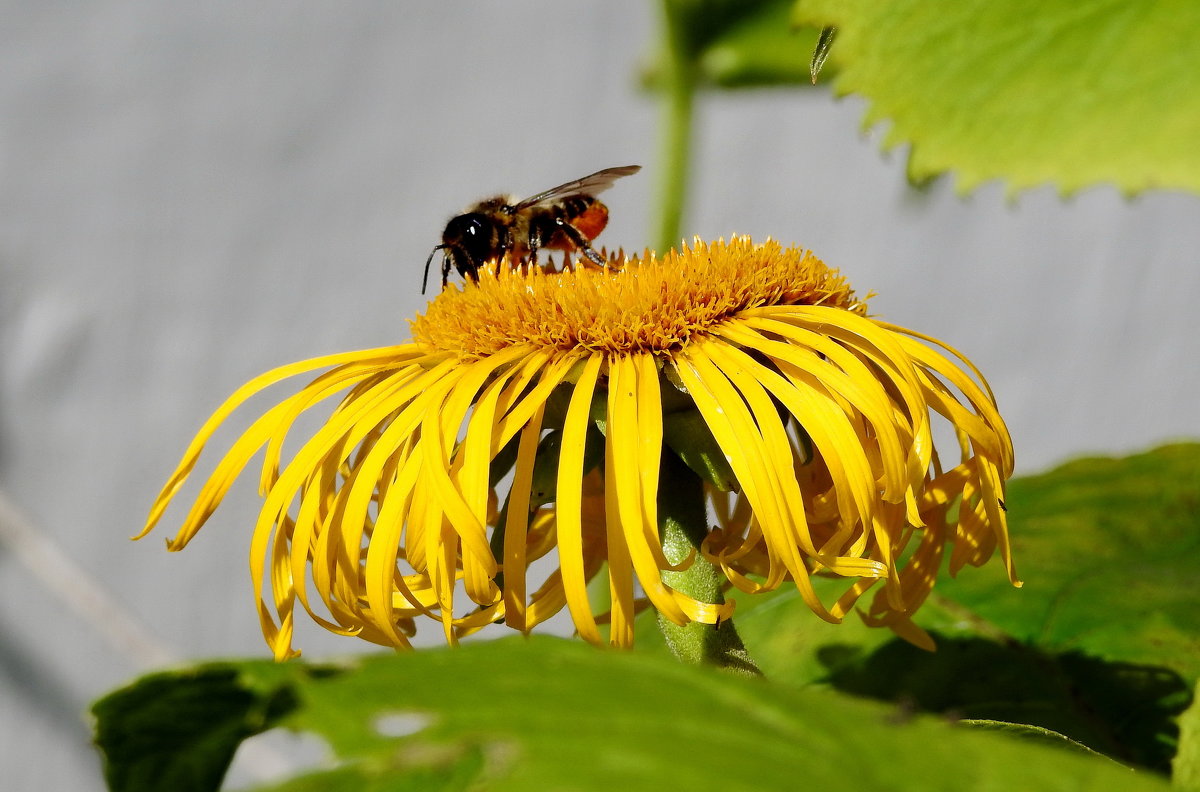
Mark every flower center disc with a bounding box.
[412,237,864,359]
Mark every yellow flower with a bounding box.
[140,238,1018,659]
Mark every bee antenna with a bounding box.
[422,245,447,295]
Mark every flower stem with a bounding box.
[653,0,698,253]
[656,450,761,676]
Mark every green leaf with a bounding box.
[1175,681,1200,792]
[815,630,1190,772]
[253,758,487,792]
[793,0,1200,195]
[711,585,1190,773]
[939,443,1200,682]
[958,719,1107,760]
[91,663,303,792]
[716,444,1200,772]
[93,638,1172,791]
[694,0,827,87]
[645,0,828,88]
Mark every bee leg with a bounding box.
[555,218,605,266]
[527,229,541,268]
[441,255,452,289]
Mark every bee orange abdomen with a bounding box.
[569,201,609,243]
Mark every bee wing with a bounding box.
[512,165,641,210]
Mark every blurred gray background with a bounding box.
[2,3,1197,789]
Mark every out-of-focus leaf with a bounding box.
[793,0,1200,195]
[695,0,826,86]
[93,638,1172,791]
[251,747,486,792]
[645,0,829,88]
[1175,681,1200,792]
[91,663,303,792]
[661,0,788,59]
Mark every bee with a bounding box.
[422,164,641,293]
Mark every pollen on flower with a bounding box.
[411,237,864,359]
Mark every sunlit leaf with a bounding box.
[93,638,1171,791]
[793,0,1200,195]
[708,444,1200,772]
[939,443,1200,682]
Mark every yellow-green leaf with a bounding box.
[1176,681,1200,792]
[794,0,1200,195]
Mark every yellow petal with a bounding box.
[502,403,547,632]
[555,353,605,643]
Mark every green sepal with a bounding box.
[663,408,739,492]
[488,432,521,487]
[525,426,605,510]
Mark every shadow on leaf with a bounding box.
[817,634,1192,773]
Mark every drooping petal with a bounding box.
[144,237,1016,655]
[555,352,604,643]
[501,402,547,631]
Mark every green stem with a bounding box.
[656,450,761,676]
[654,0,698,253]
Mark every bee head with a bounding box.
[442,213,495,265]
[422,212,496,294]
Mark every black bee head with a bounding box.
[423,212,499,294]
[442,212,496,273]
